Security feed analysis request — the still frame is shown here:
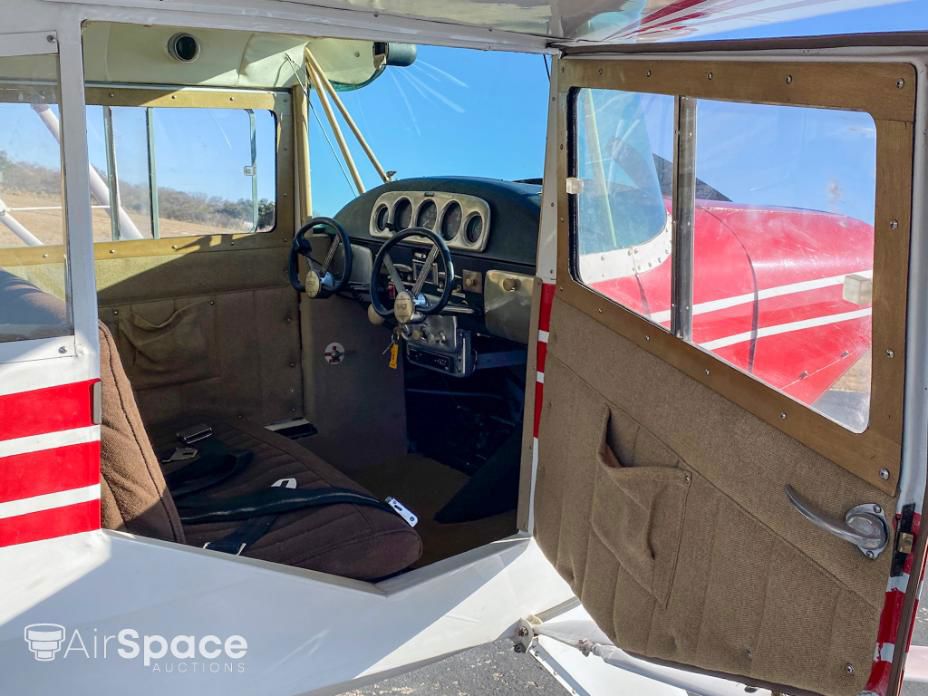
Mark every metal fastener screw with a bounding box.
[874,504,883,514]
[46,34,55,43]
[112,309,119,316]
[597,307,603,313]
[705,369,710,376]
[846,663,855,674]
[897,78,906,89]
[518,627,529,637]
[646,69,652,77]
[597,68,604,76]
[886,349,895,359]
[890,219,899,230]
[707,71,714,80]
[785,74,793,84]
[58,346,67,354]
[780,412,787,420]
[514,643,526,654]
[880,468,890,480]
[864,550,875,560]
[645,335,651,342]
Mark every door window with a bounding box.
[0,52,72,341]
[572,89,877,432]
[573,89,674,324]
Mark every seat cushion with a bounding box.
[153,417,422,580]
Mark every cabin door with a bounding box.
[531,54,925,696]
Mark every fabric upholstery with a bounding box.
[534,296,894,696]
[96,307,421,579]
[99,286,302,426]
[151,418,423,579]
[99,322,186,542]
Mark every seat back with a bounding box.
[99,321,185,543]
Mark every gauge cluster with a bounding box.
[369,190,491,252]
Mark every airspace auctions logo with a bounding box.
[24,623,248,673]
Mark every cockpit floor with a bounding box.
[352,454,517,568]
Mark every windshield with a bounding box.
[308,45,550,216]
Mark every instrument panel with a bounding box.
[369,190,492,252]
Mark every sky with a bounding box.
[307,46,550,216]
[0,0,925,222]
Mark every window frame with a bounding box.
[0,85,294,268]
[84,86,290,246]
[0,32,79,365]
[558,58,916,494]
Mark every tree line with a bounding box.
[0,150,275,231]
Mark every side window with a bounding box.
[692,101,875,431]
[87,105,276,241]
[0,52,72,341]
[572,89,876,432]
[574,89,674,323]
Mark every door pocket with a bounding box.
[591,407,690,607]
[118,299,219,389]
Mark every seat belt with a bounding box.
[181,482,418,557]
[198,478,295,555]
[160,440,253,499]
[177,485,397,524]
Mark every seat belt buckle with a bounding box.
[202,541,247,556]
[385,496,418,527]
[177,423,213,445]
[160,446,198,464]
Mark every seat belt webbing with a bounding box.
[177,486,394,524]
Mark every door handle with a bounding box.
[784,485,889,559]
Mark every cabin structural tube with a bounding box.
[31,103,144,240]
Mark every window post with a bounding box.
[671,95,696,340]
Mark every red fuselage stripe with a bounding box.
[0,380,96,441]
[0,499,100,547]
[0,441,100,504]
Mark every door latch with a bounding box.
[785,485,889,559]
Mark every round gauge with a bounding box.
[374,204,390,232]
[393,198,413,231]
[440,201,462,241]
[464,214,484,245]
[416,200,438,229]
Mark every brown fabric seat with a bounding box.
[98,319,422,579]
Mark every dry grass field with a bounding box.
[0,190,245,247]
